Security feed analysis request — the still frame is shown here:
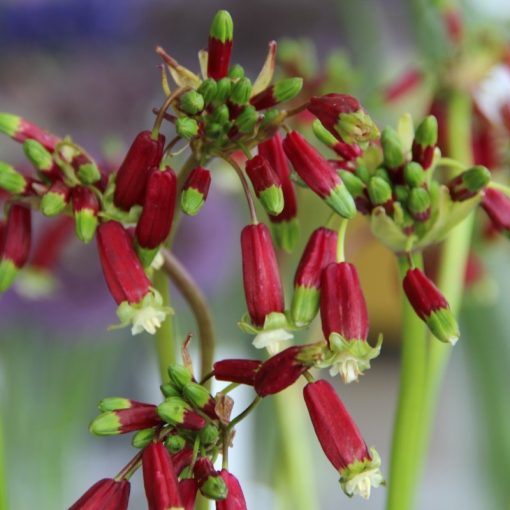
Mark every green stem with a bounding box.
[336,218,348,262]
[161,249,215,383]
[227,397,261,432]
[153,269,175,383]
[386,252,428,510]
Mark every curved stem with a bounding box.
[386,252,428,510]
[161,249,215,384]
[154,269,175,383]
[219,154,259,224]
[152,87,188,139]
[227,397,261,432]
[336,218,349,262]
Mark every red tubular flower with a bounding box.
[403,268,459,344]
[143,442,184,510]
[291,227,337,326]
[97,221,171,335]
[307,94,379,145]
[0,113,60,151]
[447,165,490,202]
[72,186,100,244]
[258,133,299,252]
[207,10,233,80]
[89,405,162,436]
[179,479,198,510]
[249,77,303,110]
[68,478,130,510]
[193,458,228,500]
[481,188,510,233]
[216,470,247,510]
[241,223,284,327]
[254,342,324,397]
[136,167,177,249]
[319,262,381,383]
[0,204,31,292]
[181,166,212,216]
[283,131,356,218]
[303,380,383,499]
[113,130,165,211]
[245,155,283,215]
[213,359,261,386]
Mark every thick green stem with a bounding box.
[153,269,175,383]
[386,252,428,510]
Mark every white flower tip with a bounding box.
[252,328,293,352]
[131,307,167,336]
[344,468,384,500]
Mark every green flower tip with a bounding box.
[89,412,121,436]
[415,115,438,147]
[41,192,67,217]
[201,476,228,500]
[290,285,320,327]
[270,218,300,253]
[98,397,132,412]
[0,113,21,137]
[325,182,357,219]
[181,188,205,216]
[0,259,18,293]
[75,208,98,244]
[274,77,303,102]
[259,185,284,215]
[210,10,233,43]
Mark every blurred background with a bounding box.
[1,0,510,509]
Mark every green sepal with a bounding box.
[339,448,385,499]
[338,170,365,198]
[230,77,252,105]
[404,162,425,187]
[209,10,233,43]
[98,397,132,412]
[176,117,199,139]
[74,208,98,244]
[200,475,228,500]
[259,185,284,215]
[198,79,218,104]
[316,333,382,384]
[199,423,220,446]
[168,364,193,389]
[407,187,431,219]
[228,64,244,79]
[270,218,300,253]
[111,288,173,336]
[381,127,405,169]
[290,285,320,327]
[461,165,491,192]
[135,244,160,268]
[89,412,122,436]
[165,434,186,453]
[41,191,67,216]
[215,78,232,103]
[0,259,19,293]
[0,113,21,137]
[426,308,460,345]
[367,176,392,206]
[235,105,258,134]
[0,162,27,194]
[335,110,380,145]
[414,115,438,147]
[77,162,101,184]
[157,397,188,425]
[132,428,156,448]
[23,139,53,171]
[182,382,211,409]
[211,104,230,124]
[324,182,357,219]
[181,187,205,216]
[238,311,294,350]
[179,91,205,115]
[160,383,181,398]
[273,77,303,103]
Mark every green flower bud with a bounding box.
[179,90,205,115]
[230,77,252,105]
[215,78,232,102]
[198,79,218,104]
[160,383,181,398]
[339,170,365,198]
[235,105,258,134]
[183,382,211,409]
[414,115,438,147]
[165,434,186,453]
[132,428,156,448]
[201,476,228,500]
[313,119,339,148]
[205,122,224,139]
[211,104,230,125]
[168,364,193,389]
[23,139,53,171]
[98,397,132,412]
[176,117,199,139]
[355,164,370,184]
[228,64,245,79]
[77,162,101,184]
[407,187,431,221]
[404,162,425,187]
[209,10,233,43]
[368,176,392,206]
[374,167,391,184]
[381,127,405,169]
[394,185,409,203]
[199,423,220,446]
[0,162,27,194]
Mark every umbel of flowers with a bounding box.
[1,8,509,509]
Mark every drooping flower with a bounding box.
[216,470,247,510]
[68,478,130,510]
[207,10,234,80]
[245,155,284,215]
[181,167,212,216]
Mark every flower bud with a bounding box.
[216,470,247,510]
[75,155,101,184]
[168,364,193,389]
[412,116,438,169]
[229,77,252,107]
[312,120,362,160]
[40,180,71,216]
[97,221,171,335]
[213,359,261,385]
[338,171,371,214]
[381,127,405,170]
[89,405,161,435]
[179,90,205,115]
[0,113,60,151]
[166,434,187,454]
[179,479,198,510]
[245,155,284,215]
[22,139,61,181]
[193,458,228,500]
[198,79,218,105]
[403,162,426,187]
[181,167,211,216]
[176,117,199,139]
[72,186,99,244]
[136,167,177,249]
[143,441,184,510]
[215,78,232,103]
[98,397,149,412]
[320,262,381,382]
[228,64,245,79]
[283,131,356,218]
[68,478,130,510]
[249,77,303,110]
[0,205,31,292]
[113,130,165,211]
[199,423,220,446]
[304,380,384,499]
[291,227,337,326]
[448,165,490,201]
[241,223,284,328]
[407,187,431,222]
[234,105,258,134]
[0,162,29,194]
[207,10,234,80]
[182,382,217,418]
[254,342,324,397]
[481,188,510,233]
[307,94,379,144]
[160,383,180,398]
[132,428,156,448]
[258,133,299,252]
[367,176,393,214]
[157,397,206,430]
[403,267,460,344]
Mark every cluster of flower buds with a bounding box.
[72,360,248,509]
